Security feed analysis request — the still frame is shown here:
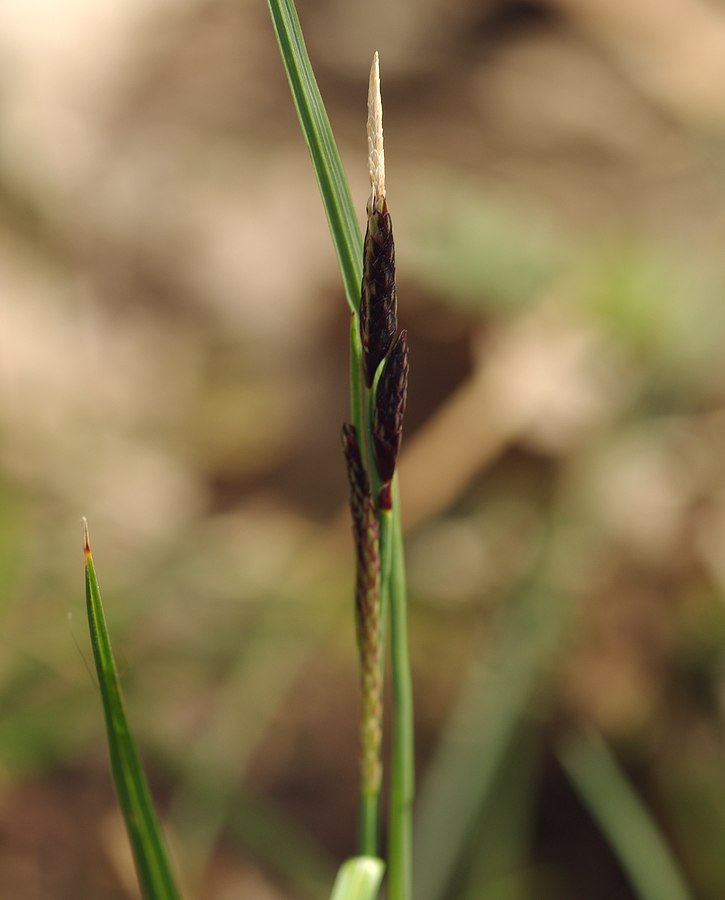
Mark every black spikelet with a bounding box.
[360,199,397,388]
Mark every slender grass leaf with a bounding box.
[266,0,362,313]
[414,582,564,900]
[559,729,694,900]
[329,856,385,900]
[83,520,181,900]
[459,727,540,900]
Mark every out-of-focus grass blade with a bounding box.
[413,583,564,900]
[329,856,384,900]
[83,519,181,900]
[267,0,363,313]
[459,727,540,900]
[558,729,694,900]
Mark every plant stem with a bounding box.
[387,481,413,900]
[358,792,380,857]
[350,317,365,441]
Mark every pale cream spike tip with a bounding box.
[367,51,385,211]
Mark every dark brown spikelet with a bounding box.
[342,424,373,549]
[360,200,397,387]
[341,423,379,630]
[341,423,382,794]
[372,330,409,498]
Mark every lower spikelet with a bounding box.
[342,424,383,794]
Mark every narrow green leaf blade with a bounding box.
[329,856,385,900]
[414,583,564,900]
[559,729,694,900]
[83,520,181,900]
[267,0,363,313]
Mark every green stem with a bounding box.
[387,480,413,900]
[349,316,365,440]
[358,792,380,857]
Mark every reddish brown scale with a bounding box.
[378,482,392,511]
[342,424,374,550]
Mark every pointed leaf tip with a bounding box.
[81,517,91,558]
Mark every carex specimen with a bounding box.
[342,52,410,865]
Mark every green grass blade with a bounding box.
[458,729,540,900]
[83,520,181,900]
[558,729,694,900]
[266,0,363,313]
[329,857,385,900]
[414,582,564,900]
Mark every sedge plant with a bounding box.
[80,9,700,900]
[267,3,414,896]
[78,37,704,900]
[260,11,697,900]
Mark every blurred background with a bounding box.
[2,0,725,897]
